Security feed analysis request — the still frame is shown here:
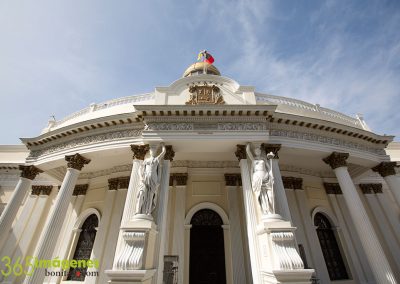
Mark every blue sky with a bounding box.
[0,0,399,144]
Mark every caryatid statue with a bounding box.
[136,143,166,215]
[246,143,275,214]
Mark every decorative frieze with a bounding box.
[323,183,342,195]
[224,173,242,186]
[261,143,281,159]
[130,144,149,160]
[28,129,143,158]
[269,129,385,155]
[169,173,188,186]
[359,183,383,194]
[235,144,246,161]
[282,177,303,190]
[31,185,53,196]
[171,160,239,168]
[108,176,130,190]
[72,184,89,196]
[65,153,91,171]
[19,165,43,180]
[164,145,175,161]
[323,152,349,169]
[372,162,397,177]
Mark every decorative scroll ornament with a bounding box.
[270,232,304,270]
[372,161,397,177]
[130,144,150,160]
[115,231,146,270]
[186,83,225,105]
[323,152,349,169]
[65,153,91,171]
[19,165,43,180]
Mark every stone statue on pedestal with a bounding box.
[136,143,166,215]
[246,143,275,214]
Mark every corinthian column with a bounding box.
[323,152,396,284]
[0,165,42,250]
[23,153,90,284]
[372,162,400,206]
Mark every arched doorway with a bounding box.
[189,209,226,284]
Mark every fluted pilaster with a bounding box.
[0,165,42,250]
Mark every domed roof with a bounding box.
[183,62,221,77]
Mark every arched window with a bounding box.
[67,214,99,281]
[314,212,348,280]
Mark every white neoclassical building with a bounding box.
[0,62,400,284]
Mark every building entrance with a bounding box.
[189,209,226,284]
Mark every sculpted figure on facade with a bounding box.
[246,143,275,214]
[136,143,166,215]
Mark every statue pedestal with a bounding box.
[105,218,158,284]
[257,216,314,284]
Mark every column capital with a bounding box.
[65,153,91,170]
[108,176,130,190]
[72,184,89,196]
[164,145,175,161]
[372,162,397,177]
[19,165,43,180]
[224,173,242,186]
[235,144,246,161]
[323,183,342,195]
[31,185,53,196]
[282,176,295,189]
[359,183,383,194]
[130,144,149,160]
[323,152,349,169]
[282,177,303,190]
[261,143,281,159]
[169,173,188,186]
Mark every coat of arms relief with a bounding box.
[185,83,225,105]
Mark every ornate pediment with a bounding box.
[186,83,225,105]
